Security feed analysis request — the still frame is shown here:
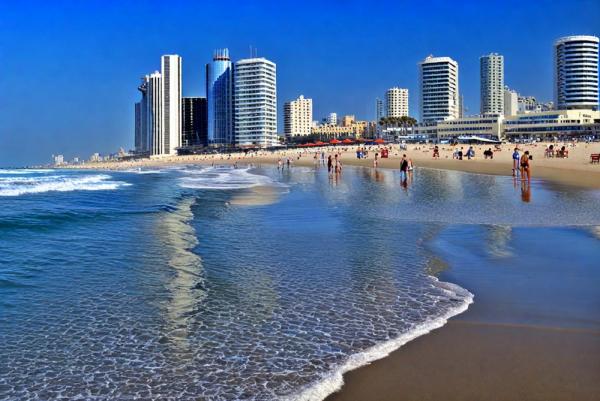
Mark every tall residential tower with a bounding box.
[284,95,312,137]
[206,49,233,146]
[385,87,409,117]
[554,35,599,110]
[419,56,459,122]
[480,53,504,114]
[233,57,277,147]
[161,55,182,155]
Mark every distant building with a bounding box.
[182,97,208,147]
[341,115,355,127]
[284,95,313,137]
[233,57,278,147]
[504,87,518,116]
[554,35,599,111]
[385,87,409,117]
[134,102,142,152]
[206,49,233,146]
[518,96,553,113]
[311,120,368,138]
[376,98,384,121]
[52,154,64,166]
[480,53,504,115]
[89,153,101,163]
[327,112,337,125]
[436,115,503,140]
[137,71,163,155]
[419,55,459,122]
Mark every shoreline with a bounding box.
[64,142,600,189]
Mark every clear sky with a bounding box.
[0,0,599,166]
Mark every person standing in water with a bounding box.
[400,154,409,183]
[520,150,531,182]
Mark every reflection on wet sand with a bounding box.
[156,197,206,354]
[229,185,284,206]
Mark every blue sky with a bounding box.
[0,0,598,166]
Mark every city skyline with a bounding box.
[1,0,599,166]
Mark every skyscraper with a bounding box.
[161,55,182,155]
[284,95,313,137]
[554,35,599,110]
[376,98,384,121]
[182,97,208,147]
[134,102,142,152]
[419,56,459,122]
[206,49,233,146]
[480,53,504,114]
[233,57,277,147]
[385,87,409,117]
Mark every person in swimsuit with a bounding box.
[512,148,520,176]
[520,151,531,182]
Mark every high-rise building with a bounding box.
[385,87,409,117]
[480,53,504,114]
[206,49,233,146]
[284,95,313,137]
[138,71,163,156]
[554,35,599,111]
[504,87,518,116]
[376,98,384,121]
[182,97,208,147]
[134,102,142,152]
[419,55,459,122]
[233,57,277,147]
[327,112,337,125]
[161,55,182,155]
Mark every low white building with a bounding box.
[503,109,600,140]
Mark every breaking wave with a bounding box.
[0,173,131,196]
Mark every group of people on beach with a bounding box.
[512,147,531,182]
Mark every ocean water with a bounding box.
[1,166,599,400]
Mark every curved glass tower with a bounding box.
[206,49,233,146]
[555,35,599,111]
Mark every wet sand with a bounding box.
[326,225,600,401]
[325,320,600,401]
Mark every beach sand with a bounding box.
[325,320,600,401]
[72,142,600,189]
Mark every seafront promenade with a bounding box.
[70,142,600,189]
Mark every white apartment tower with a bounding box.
[161,55,182,155]
[284,95,313,137]
[233,57,277,147]
[137,72,163,155]
[503,87,518,116]
[480,53,504,114]
[419,56,459,122]
[385,87,409,117]
[554,35,599,111]
[327,112,337,125]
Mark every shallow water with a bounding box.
[0,165,598,400]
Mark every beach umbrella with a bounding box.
[342,138,354,144]
[330,139,341,145]
[315,141,327,146]
[307,143,317,147]
[374,138,385,144]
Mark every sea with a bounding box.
[1,165,599,400]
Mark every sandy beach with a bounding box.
[71,142,600,189]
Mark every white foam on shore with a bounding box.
[178,166,285,190]
[0,174,131,196]
[123,169,164,174]
[0,169,54,175]
[285,278,474,401]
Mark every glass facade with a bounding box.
[206,49,233,146]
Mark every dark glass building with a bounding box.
[182,97,208,147]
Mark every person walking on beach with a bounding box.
[327,155,333,174]
[278,159,283,170]
[520,150,531,182]
[512,147,520,176]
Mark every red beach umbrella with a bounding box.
[342,138,354,144]
[374,138,385,144]
[315,141,327,146]
[330,139,341,145]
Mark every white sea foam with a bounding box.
[0,174,131,196]
[123,169,164,174]
[286,278,474,401]
[178,167,284,190]
[0,169,54,175]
